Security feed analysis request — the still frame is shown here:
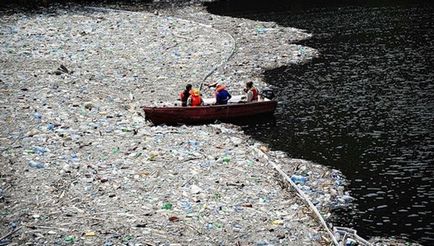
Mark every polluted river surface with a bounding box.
[207,0,434,244]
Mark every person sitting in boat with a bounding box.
[187,88,204,107]
[244,81,260,102]
[179,83,192,107]
[215,84,232,105]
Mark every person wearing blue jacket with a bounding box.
[215,84,232,105]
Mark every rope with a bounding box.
[252,146,371,245]
[270,161,340,245]
[334,227,372,245]
[168,16,236,90]
[250,146,339,244]
[269,158,372,245]
[201,29,236,83]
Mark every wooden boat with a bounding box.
[143,95,277,125]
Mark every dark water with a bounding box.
[207,1,434,244]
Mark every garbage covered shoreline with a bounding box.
[0,2,403,245]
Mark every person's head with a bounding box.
[246,81,253,89]
[216,84,226,92]
[190,88,200,96]
[186,84,192,90]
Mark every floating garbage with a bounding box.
[28,160,45,169]
[33,112,42,121]
[0,2,370,245]
[64,235,76,244]
[290,174,308,184]
[32,146,48,155]
[162,202,173,210]
[46,123,55,131]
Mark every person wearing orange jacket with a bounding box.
[187,88,204,107]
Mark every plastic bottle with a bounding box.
[290,175,308,185]
[47,123,54,131]
[33,146,47,155]
[179,200,192,213]
[28,160,45,169]
[188,140,199,150]
[162,202,173,210]
[345,238,357,246]
[71,153,79,162]
[33,112,42,121]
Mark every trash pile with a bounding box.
[0,119,337,244]
[286,159,354,218]
[0,3,349,245]
[161,4,319,91]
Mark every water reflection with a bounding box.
[207,2,434,244]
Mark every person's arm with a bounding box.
[226,92,232,103]
[247,90,253,102]
[207,82,218,88]
[215,93,221,104]
[187,97,192,106]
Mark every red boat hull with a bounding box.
[143,100,277,125]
